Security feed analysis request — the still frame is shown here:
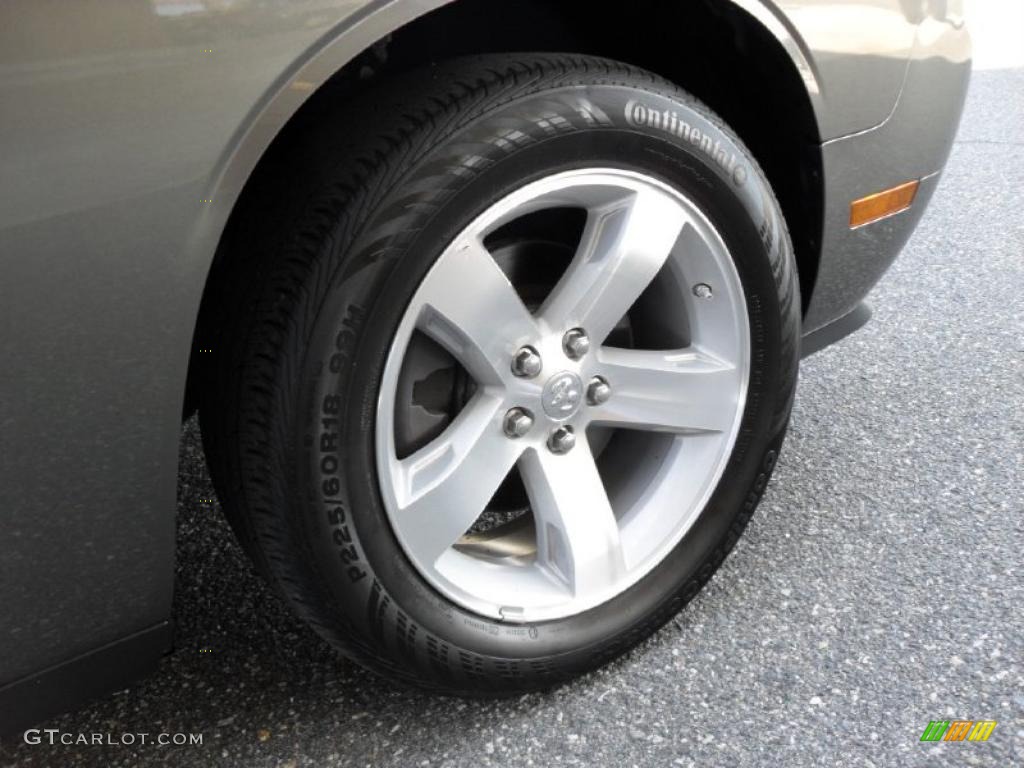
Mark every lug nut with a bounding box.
[586,376,611,406]
[511,346,542,378]
[547,425,576,455]
[693,283,713,299]
[562,328,590,360]
[503,407,534,438]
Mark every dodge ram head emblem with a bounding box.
[541,372,583,420]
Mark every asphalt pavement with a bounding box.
[3,60,1022,768]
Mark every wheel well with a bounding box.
[186,0,823,417]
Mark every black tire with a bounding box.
[201,53,800,694]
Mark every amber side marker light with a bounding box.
[849,179,920,228]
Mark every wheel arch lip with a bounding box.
[213,0,827,193]
[727,0,825,119]
[192,0,828,279]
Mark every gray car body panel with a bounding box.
[0,0,968,725]
[806,9,971,330]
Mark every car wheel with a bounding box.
[202,53,800,693]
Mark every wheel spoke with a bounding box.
[390,395,522,567]
[415,237,539,384]
[538,187,687,343]
[589,347,742,434]
[520,439,625,595]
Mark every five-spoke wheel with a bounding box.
[376,170,750,621]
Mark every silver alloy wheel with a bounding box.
[375,169,750,622]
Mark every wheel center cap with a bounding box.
[541,371,583,420]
